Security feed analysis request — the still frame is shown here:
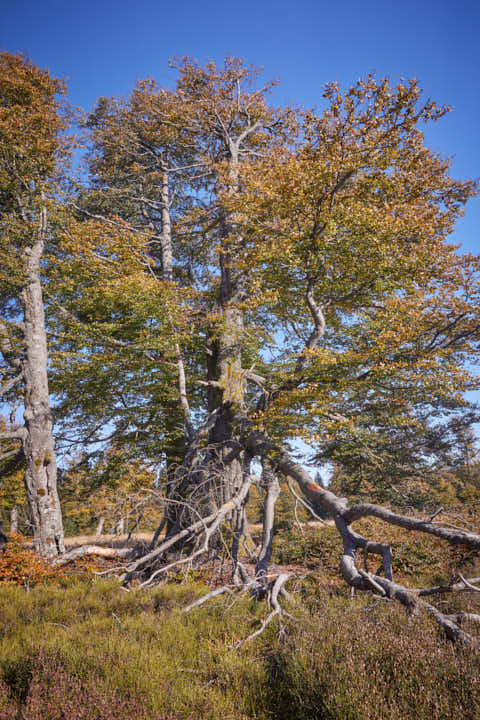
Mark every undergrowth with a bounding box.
[0,575,479,720]
[0,519,479,719]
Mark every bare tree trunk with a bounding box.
[115,517,125,535]
[9,506,18,534]
[95,516,105,536]
[20,207,64,558]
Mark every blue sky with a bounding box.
[2,0,479,462]
[2,0,479,254]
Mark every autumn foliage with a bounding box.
[0,534,58,586]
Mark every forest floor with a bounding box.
[1,518,479,720]
[60,521,335,549]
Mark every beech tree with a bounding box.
[0,53,66,557]
[33,57,480,641]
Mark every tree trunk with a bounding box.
[115,517,125,535]
[20,208,64,558]
[255,462,280,586]
[9,506,18,534]
[95,516,105,536]
[208,147,247,508]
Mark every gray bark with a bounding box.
[9,506,18,534]
[209,144,247,509]
[114,517,125,535]
[20,208,64,557]
[95,516,105,536]
[255,461,280,586]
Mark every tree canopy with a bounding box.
[1,53,480,644]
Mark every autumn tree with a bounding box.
[51,59,480,641]
[0,53,67,557]
[60,444,159,536]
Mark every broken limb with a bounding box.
[53,545,132,566]
[242,429,480,644]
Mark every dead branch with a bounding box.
[53,545,132,566]
[184,585,234,613]
[243,428,480,644]
[418,576,480,596]
[123,476,254,585]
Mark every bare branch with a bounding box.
[0,372,23,398]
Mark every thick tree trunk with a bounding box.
[9,506,18,534]
[208,148,247,508]
[20,209,64,558]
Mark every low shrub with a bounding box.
[0,578,478,719]
[0,534,59,587]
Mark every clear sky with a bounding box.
[2,0,479,461]
[2,0,479,253]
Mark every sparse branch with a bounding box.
[418,576,480,597]
[343,503,480,550]
[295,280,327,374]
[123,475,253,581]
[0,371,23,398]
[0,321,22,371]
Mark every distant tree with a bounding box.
[60,445,159,536]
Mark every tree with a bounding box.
[60,444,159,536]
[51,58,480,642]
[0,53,67,557]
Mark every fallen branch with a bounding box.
[53,545,132,566]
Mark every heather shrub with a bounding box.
[0,677,17,720]
[261,600,480,720]
[0,578,478,719]
[21,651,153,720]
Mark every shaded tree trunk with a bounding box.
[208,147,247,509]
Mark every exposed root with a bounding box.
[184,585,235,613]
[234,574,292,647]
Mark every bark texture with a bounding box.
[20,210,64,557]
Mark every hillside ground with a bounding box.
[0,518,479,720]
